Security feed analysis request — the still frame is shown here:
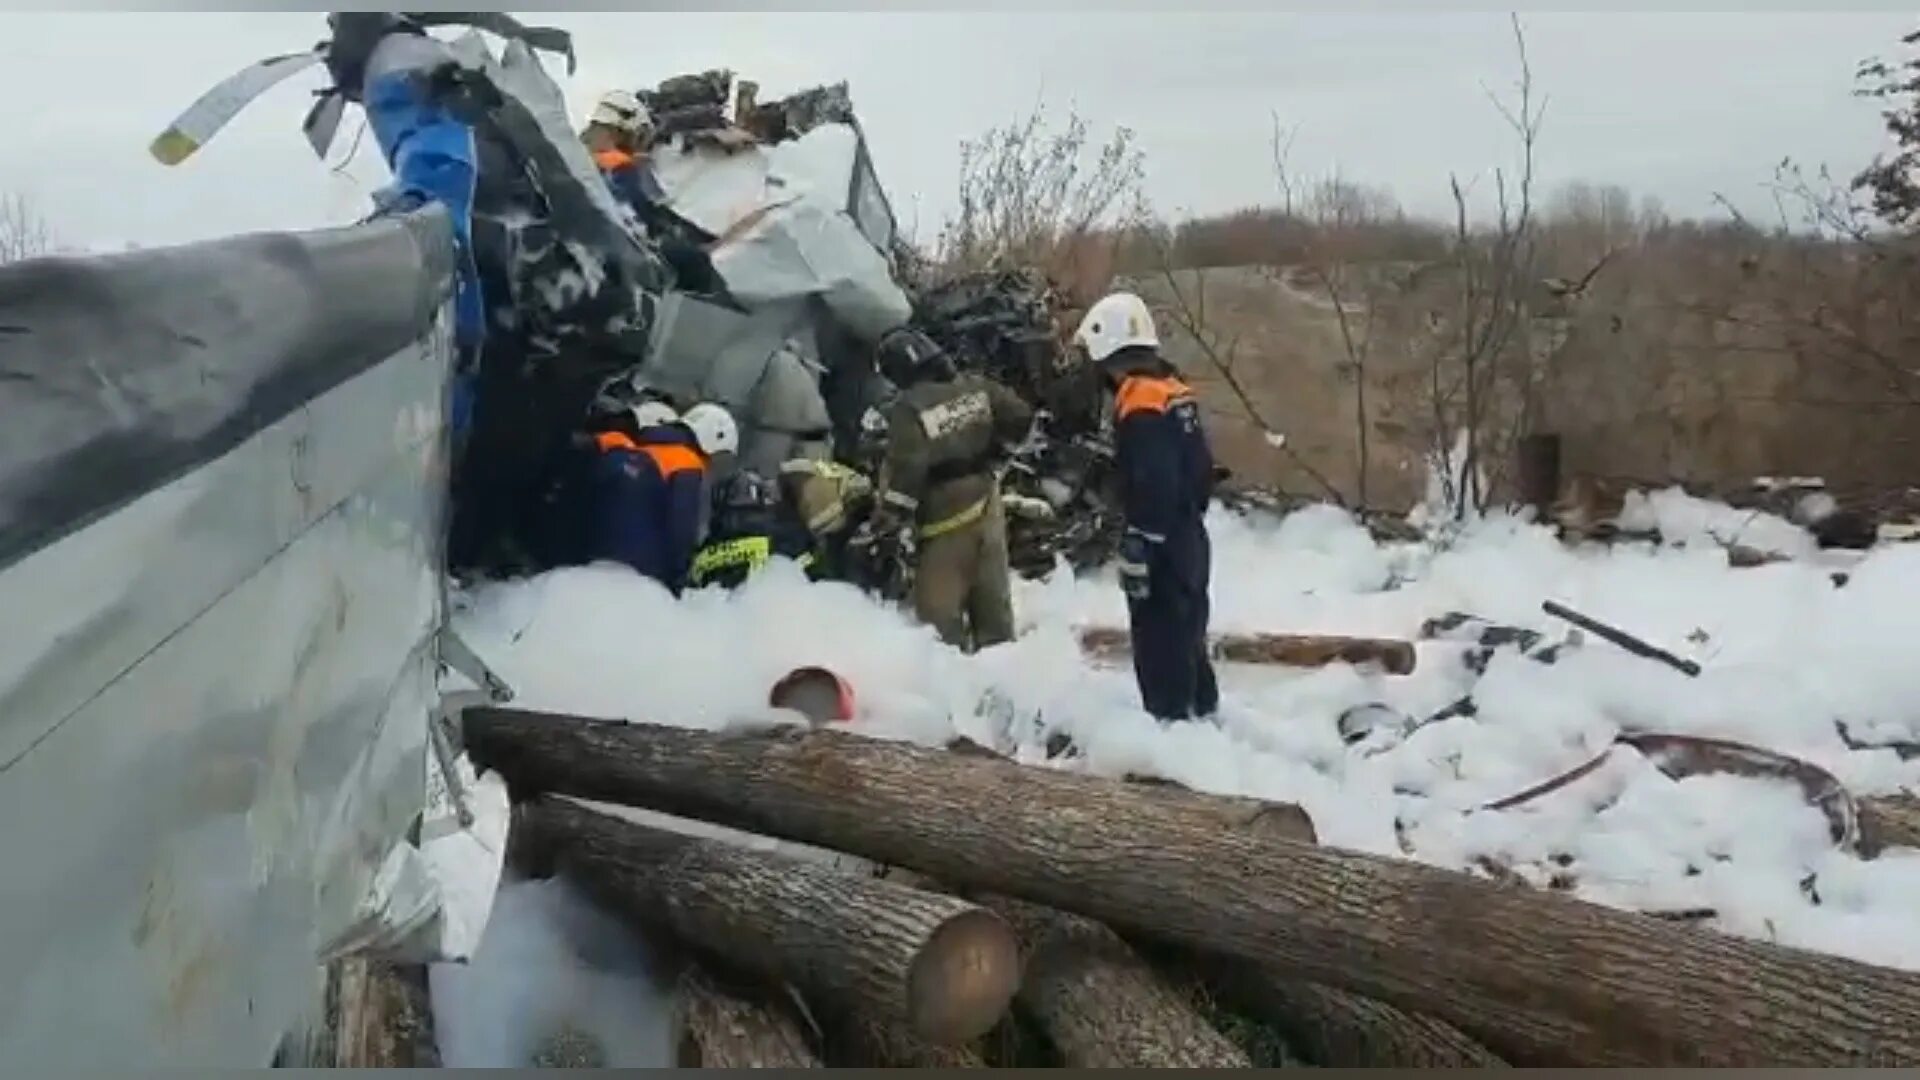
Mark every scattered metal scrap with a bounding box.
[1541,601,1701,677]
[1477,732,1861,853]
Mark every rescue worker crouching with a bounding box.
[585,399,738,596]
[689,467,816,590]
[1074,292,1219,722]
[777,446,878,585]
[859,328,1034,652]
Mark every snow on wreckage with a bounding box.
[147,10,1920,1068]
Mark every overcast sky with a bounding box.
[0,11,1910,252]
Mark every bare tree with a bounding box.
[1138,217,1351,507]
[1853,27,1920,228]
[0,193,51,264]
[1422,12,1546,520]
[1269,122,1394,506]
[1710,161,1920,409]
[938,103,1145,293]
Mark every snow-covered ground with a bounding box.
[434,488,1920,1063]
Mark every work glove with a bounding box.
[848,511,918,600]
[1117,529,1155,602]
[858,508,917,565]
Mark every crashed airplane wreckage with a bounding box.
[4,9,1903,1068]
[151,14,1121,583]
[565,66,1126,580]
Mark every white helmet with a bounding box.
[681,402,740,458]
[631,400,678,430]
[1073,291,1159,363]
[589,89,650,137]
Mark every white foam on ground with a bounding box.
[446,497,1920,1005]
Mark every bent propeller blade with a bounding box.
[303,91,347,160]
[150,48,324,166]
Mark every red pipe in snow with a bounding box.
[768,666,856,725]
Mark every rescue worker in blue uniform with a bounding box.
[535,396,675,570]
[1074,292,1219,721]
[585,400,738,595]
[581,89,718,294]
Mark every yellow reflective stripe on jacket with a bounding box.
[919,497,988,540]
[782,457,862,482]
[807,500,847,534]
[690,535,772,585]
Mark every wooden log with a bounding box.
[836,1021,990,1068]
[1182,953,1506,1067]
[1155,964,1306,1067]
[329,959,439,1068]
[673,966,821,1068]
[1078,626,1416,675]
[878,868,1234,1067]
[514,796,1019,1047]
[467,711,1920,1067]
[1861,794,1920,856]
[979,893,1248,1068]
[528,1025,607,1068]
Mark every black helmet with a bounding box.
[722,469,779,512]
[875,327,954,388]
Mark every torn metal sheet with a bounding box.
[750,342,833,437]
[0,214,450,570]
[643,292,810,405]
[709,196,909,342]
[640,292,830,476]
[0,214,453,1066]
[449,32,652,279]
[649,123,867,242]
[647,139,773,240]
[645,114,908,341]
[323,752,510,966]
[445,30,667,359]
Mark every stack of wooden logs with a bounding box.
[465,708,1920,1068]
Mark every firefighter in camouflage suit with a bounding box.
[856,328,1034,651]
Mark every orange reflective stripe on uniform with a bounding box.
[593,148,636,171]
[596,433,706,477]
[1115,375,1194,420]
[640,443,705,478]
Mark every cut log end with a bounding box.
[907,908,1023,1045]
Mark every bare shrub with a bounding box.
[0,193,51,264]
[938,104,1145,298]
[1418,13,1546,520]
[1269,128,1401,506]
